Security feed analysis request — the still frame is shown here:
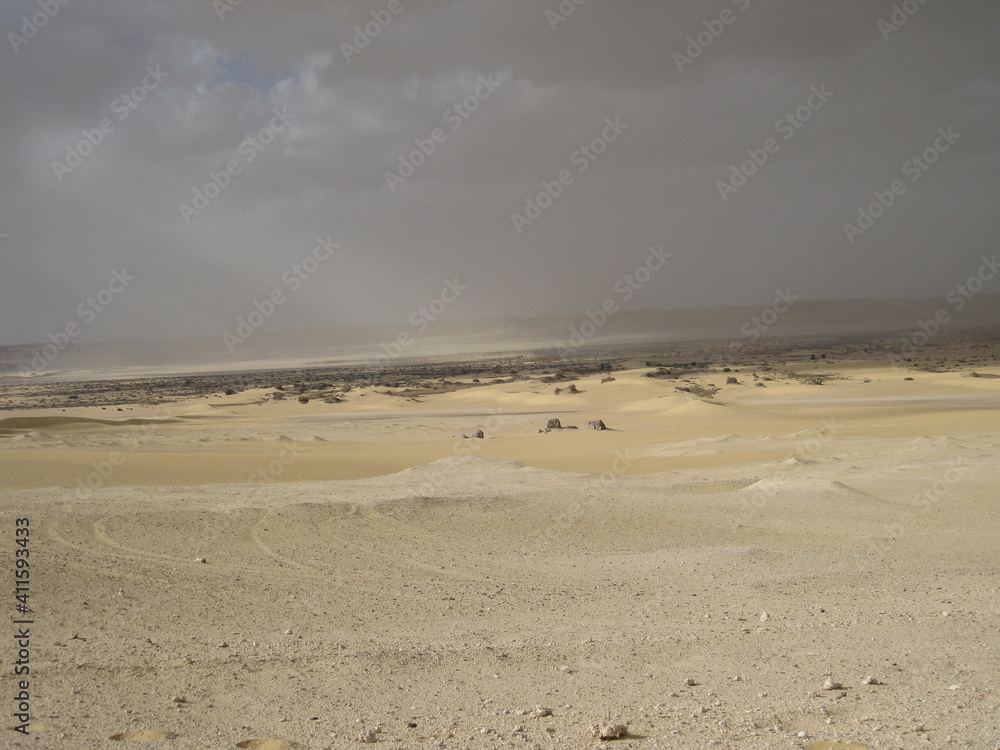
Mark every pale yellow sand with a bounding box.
[2,361,998,748]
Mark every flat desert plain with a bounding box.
[1,338,998,749]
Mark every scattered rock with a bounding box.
[194,557,207,564]
[590,723,628,740]
[726,376,739,385]
[823,677,843,691]
[546,418,562,430]
[863,676,880,685]
[760,612,770,622]
[684,677,697,686]
[586,419,607,431]
[601,376,615,383]
[297,395,309,404]
[472,429,484,439]
[531,706,553,718]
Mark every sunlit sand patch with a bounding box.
[109,730,174,741]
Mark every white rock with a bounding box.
[823,677,843,690]
[591,723,628,739]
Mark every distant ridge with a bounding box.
[2,294,997,377]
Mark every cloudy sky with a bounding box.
[1,0,998,346]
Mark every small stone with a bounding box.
[217,641,229,648]
[284,629,293,635]
[472,430,484,439]
[531,706,553,718]
[759,612,770,622]
[684,677,697,686]
[823,677,843,690]
[171,696,186,703]
[194,557,207,563]
[864,675,880,685]
[586,419,607,431]
[358,731,379,743]
[593,723,628,740]
[797,731,807,738]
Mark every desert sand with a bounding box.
[1,334,998,749]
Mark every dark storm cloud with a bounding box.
[1,0,998,345]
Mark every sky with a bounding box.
[1,0,998,346]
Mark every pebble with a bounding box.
[531,706,553,718]
[864,675,880,685]
[760,612,770,621]
[684,677,697,686]
[592,723,628,740]
[823,677,843,690]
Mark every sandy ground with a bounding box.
[1,349,998,749]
